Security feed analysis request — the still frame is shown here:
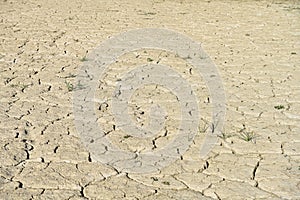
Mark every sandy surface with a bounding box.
[0,0,299,199]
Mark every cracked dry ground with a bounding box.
[0,0,299,199]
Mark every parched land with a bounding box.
[0,0,299,199]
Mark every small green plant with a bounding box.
[274,105,285,110]
[218,131,232,140]
[20,83,29,90]
[198,118,210,133]
[198,123,209,134]
[162,181,170,185]
[65,73,76,78]
[65,80,85,92]
[147,57,154,62]
[141,12,156,16]
[123,135,132,139]
[10,82,31,91]
[76,82,85,90]
[65,81,74,91]
[183,55,192,60]
[80,56,88,62]
[239,131,256,142]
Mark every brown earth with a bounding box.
[0,0,299,199]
